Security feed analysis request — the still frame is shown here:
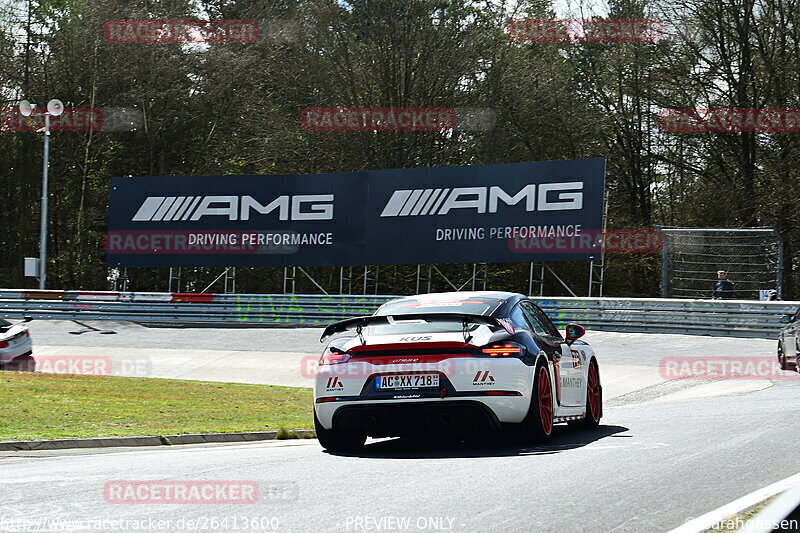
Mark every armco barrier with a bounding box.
[0,290,396,325]
[0,290,796,338]
[536,297,797,338]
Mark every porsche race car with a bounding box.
[0,316,33,370]
[313,291,602,451]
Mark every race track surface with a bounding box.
[2,321,798,532]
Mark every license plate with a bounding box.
[375,374,439,390]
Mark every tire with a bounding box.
[519,358,554,443]
[778,341,788,370]
[313,410,365,452]
[795,343,800,374]
[579,360,602,428]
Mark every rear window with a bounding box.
[376,297,501,317]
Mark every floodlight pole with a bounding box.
[39,113,50,289]
[22,98,62,289]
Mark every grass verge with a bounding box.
[0,371,313,441]
[705,494,780,532]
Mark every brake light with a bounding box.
[319,347,351,365]
[317,397,338,403]
[0,341,8,348]
[477,342,526,358]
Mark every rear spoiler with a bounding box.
[319,313,504,342]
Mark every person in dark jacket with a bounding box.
[713,270,734,299]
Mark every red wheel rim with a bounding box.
[538,366,553,435]
[587,363,600,422]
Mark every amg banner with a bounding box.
[106,159,606,267]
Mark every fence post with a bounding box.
[657,225,668,298]
[775,227,784,299]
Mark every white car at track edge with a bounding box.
[313,291,602,451]
[0,316,33,369]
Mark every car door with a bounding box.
[520,301,584,407]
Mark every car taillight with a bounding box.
[475,342,526,358]
[0,341,8,348]
[26,331,30,337]
[319,347,351,365]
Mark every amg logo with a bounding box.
[132,195,334,222]
[380,182,583,217]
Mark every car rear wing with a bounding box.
[319,313,507,342]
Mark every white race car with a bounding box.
[313,291,602,451]
[0,316,33,370]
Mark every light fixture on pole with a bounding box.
[20,98,63,290]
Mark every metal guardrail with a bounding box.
[536,297,797,338]
[0,290,796,338]
[0,290,396,326]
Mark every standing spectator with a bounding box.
[713,270,735,299]
[768,289,780,301]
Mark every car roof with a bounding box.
[377,291,525,317]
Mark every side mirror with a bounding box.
[780,315,793,324]
[565,323,585,343]
[23,316,33,322]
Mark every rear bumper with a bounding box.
[0,339,33,363]
[331,400,502,438]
